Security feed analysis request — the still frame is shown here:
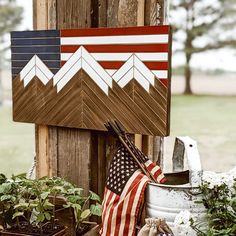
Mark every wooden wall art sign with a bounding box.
[11,25,171,136]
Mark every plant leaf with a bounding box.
[90,203,102,216]
[12,212,24,219]
[43,200,54,209]
[1,195,13,201]
[89,191,101,202]
[0,174,7,184]
[44,212,51,221]
[80,209,91,220]
[0,183,12,194]
[63,204,71,208]
[14,202,28,209]
[37,213,45,223]
[40,192,50,200]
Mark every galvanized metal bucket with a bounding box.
[145,137,207,228]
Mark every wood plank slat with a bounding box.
[60,43,169,53]
[11,53,60,61]
[11,30,59,38]
[12,68,59,78]
[11,46,60,53]
[12,60,60,68]
[11,38,60,46]
[60,25,170,37]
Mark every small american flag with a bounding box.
[100,141,166,236]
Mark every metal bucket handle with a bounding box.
[172,136,202,187]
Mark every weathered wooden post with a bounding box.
[29,0,170,197]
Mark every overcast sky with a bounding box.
[16,0,236,72]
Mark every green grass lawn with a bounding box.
[0,95,235,176]
[0,106,34,176]
[169,95,236,171]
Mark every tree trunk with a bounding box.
[184,53,192,95]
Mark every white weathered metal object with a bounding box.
[146,183,206,228]
[145,136,206,228]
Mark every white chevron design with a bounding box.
[18,47,160,94]
[112,54,155,92]
[53,46,113,95]
[20,55,53,87]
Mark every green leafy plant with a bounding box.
[64,188,102,235]
[0,173,24,228]
[0,174,102,235]
[192,168,236,236]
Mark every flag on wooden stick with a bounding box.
[100,138,166,236]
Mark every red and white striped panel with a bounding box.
[60,26,170,86]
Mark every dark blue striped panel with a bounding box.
[12,68,60,77]
[11,38,60,46]
[11,53,60,61]
[11,30,61,79]
[11,30,60,39]
[12,60,60,68]
[11,46,60,54]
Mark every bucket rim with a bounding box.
[147,182,200,189]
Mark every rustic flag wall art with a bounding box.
[11,25,171,136]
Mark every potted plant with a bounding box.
[63,188,102,235]
[0,174,67,236]
[0,174,102,236]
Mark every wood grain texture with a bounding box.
[57,127,91,193]
[57,0,92,29]
[28,1,169,205]
[118,0,137,26]
[33,0,57,179]
[144,0,169,167]
[107,0,119,27]
[12,66,170,136]
[54,0,93,198]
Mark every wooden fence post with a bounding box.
[34,0,93,194]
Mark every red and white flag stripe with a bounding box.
[101,163,165,236]
[60,26,170,84]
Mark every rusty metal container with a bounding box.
[145,172,206,228]
[145,137,207,228]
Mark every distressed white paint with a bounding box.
[145,137,205,231]
[146,183,206,231]
[61,34,169,45]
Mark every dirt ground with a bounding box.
[171,74,236,95]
